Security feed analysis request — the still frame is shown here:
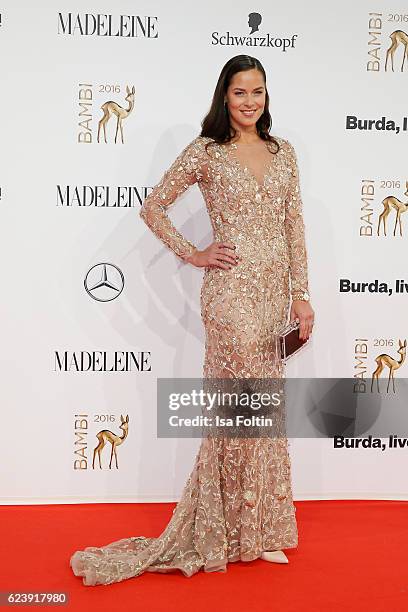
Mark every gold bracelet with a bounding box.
[292,291,310,302]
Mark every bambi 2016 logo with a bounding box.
[78,84,135,144]
[367,11,408,73]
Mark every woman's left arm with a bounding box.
[283,140,314,340]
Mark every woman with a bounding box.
[70,54,314,586]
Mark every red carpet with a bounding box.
[1,500,408,611]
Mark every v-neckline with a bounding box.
[223,140,275,190]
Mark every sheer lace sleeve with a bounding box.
[139,136,206,262]
[283,140,310,299]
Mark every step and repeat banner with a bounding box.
[1,1,407,503]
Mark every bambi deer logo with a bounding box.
[92,414,129,469]
[377,181,408,237]
[371,339,407,393]
[385,30,408,71]
[97,85,135,144]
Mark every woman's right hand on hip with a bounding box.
[186,241,240,270]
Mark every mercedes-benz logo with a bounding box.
[84,263,125,302]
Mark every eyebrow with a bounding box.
[233,86,264,91]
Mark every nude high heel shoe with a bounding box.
[260,550,289,564]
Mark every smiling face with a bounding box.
[224,68,266,134]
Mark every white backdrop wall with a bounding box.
[1,1,408,503]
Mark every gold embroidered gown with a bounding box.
[70,134,309,586]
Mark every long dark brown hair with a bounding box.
[200,54,280,155]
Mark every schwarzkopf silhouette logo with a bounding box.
[248,12,262,34]
[84,263,124,302]
[211,12,298,51]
